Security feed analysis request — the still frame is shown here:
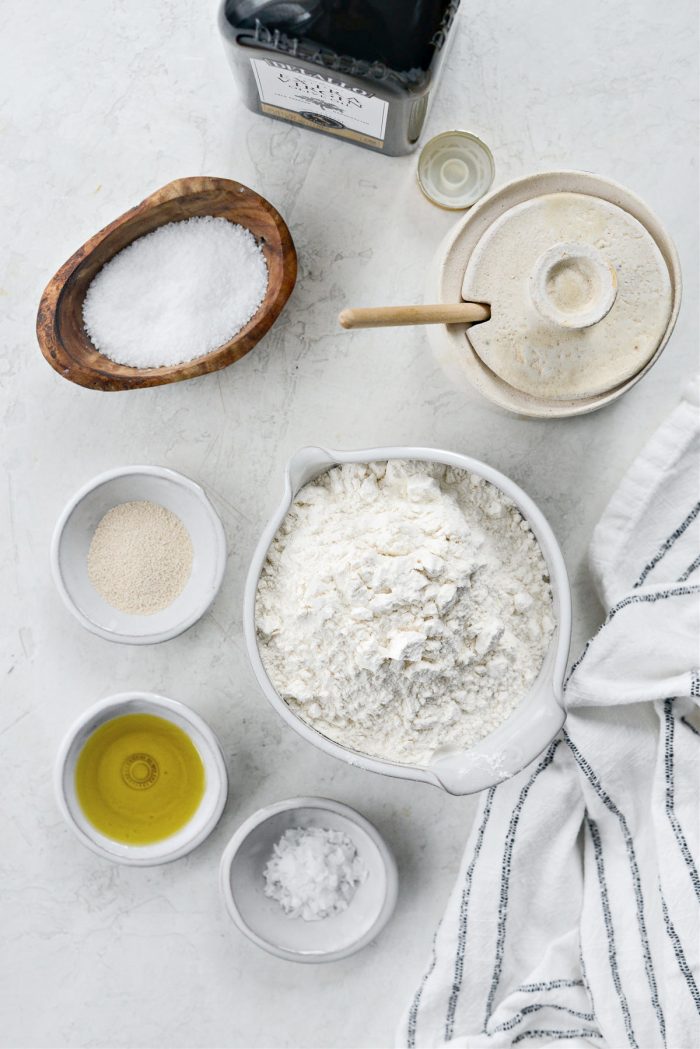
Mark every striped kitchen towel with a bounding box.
[398,378,700,1049]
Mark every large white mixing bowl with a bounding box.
[244,447,571,794]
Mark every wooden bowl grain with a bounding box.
[36,177,297,391]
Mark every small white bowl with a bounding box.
[219,797,398,963]
[51,465,227,644]
[55,692,228,866]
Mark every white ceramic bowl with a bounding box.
[55,692,228,866]
[219,797,398,962]
[51,465,227,644]
[427,170,682,418]
[245,446,572,795]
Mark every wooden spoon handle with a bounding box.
[338,303,490,329]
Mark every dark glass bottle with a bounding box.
[218,1,460,156]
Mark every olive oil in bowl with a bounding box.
[75,713,206,845]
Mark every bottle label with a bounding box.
[250,58,389,147]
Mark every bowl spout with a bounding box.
[285,446,338,493]
[427,687,567,795]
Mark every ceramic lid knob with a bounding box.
[530,242,618,330]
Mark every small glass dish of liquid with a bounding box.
[55,693,228,865]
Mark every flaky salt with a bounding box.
[82,215,268,368]
[263,826,368,921]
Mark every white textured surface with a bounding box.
[0,1,696,1047]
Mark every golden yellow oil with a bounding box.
[75,713,206,845]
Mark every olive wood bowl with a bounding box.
[36,177,297,391]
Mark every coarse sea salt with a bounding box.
[82,215,268,368]
[263,826,368,921]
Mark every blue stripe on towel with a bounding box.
[690,670,700,699]
[586,816,638,1047]
[680,716,700,737]
[566,584,700,686]
[565,734,667,1046]
[482,740,561,1032]
[518,979,585,993]
[678,553,700,583]
[492,1002,596,1033]
[579,943,596,1024]
[659,888,700,1012]
[512,1028,603,1043]
[407,789,497,1048]
[406,925,440,1049]
[444,787,496,1041]
[634,502,700,588]
[663,700,700,901]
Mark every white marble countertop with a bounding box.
[0,1,696,1046]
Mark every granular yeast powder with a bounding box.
[87,500,193,615]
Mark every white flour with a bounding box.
[256,461,555,765]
